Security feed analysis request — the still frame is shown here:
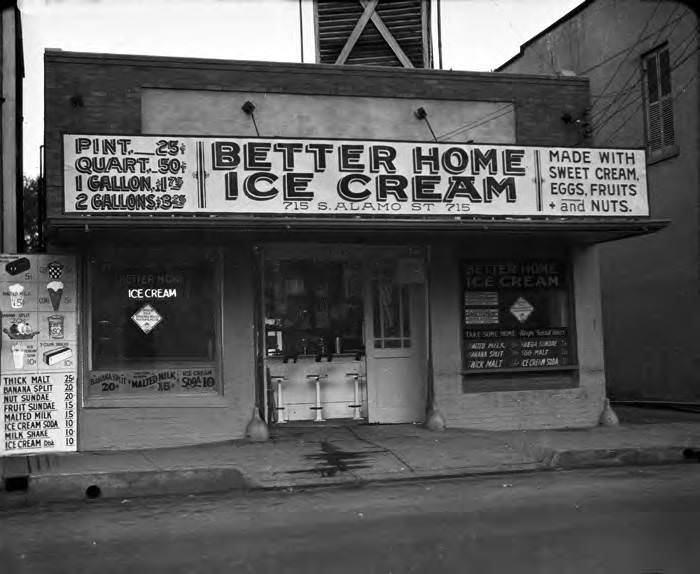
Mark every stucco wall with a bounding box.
[78,242,257,451]
[141,89,516,143]
[430,238,605,430]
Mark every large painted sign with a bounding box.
[64,134,649,217]
[1,254,78,455]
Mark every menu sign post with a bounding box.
[1,254,78,455]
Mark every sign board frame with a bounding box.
[62,133,650,219]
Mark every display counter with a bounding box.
[266,354,366,422]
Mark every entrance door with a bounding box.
[364,254,427,423]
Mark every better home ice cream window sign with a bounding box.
[0,254,78,455]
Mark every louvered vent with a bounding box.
[315,0,432,68]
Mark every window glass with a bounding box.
[461,259,574,371]
[659,48,672,96]
[371,259,411,350]
[264,258,364,357]
[646,54,659,102]
[88,250,220,397]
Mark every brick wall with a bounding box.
[44,50,590,220]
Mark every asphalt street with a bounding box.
[1,464,699,573]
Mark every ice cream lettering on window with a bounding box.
[0,255,78,456]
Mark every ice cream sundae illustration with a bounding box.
[47,261,64,280]
[3,320,39,340]
[8,283,24,309]
[47,281,64,311]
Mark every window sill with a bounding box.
[647,145,679,165]
[461,366,579,393]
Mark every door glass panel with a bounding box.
[264,258,364,357]
[372,260,411,349]
[402,287,411,338]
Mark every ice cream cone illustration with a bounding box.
[47,281,64,311]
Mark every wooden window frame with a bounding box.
[82,246,225,408]
[459,257,579,392]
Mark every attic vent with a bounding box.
[315,0,432,68]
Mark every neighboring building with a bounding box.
[1,0,23,252]
[39,48,664,451]
[498,0,700,402]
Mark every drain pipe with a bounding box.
[424,245,445,431]
[246,244,270,442]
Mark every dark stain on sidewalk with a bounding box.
[286,441,385,478]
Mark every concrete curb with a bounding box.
[1,446,698,508]
[544,445,692,469]
[0,467,254,508]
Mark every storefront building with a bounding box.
[41,50,664,451]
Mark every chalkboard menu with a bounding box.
[462,259,573,372]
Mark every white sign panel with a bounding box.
[131,303,162,334]
[1,254,78,455]
[63,135,649,217]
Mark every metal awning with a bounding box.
[47,216,670,245]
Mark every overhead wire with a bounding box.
[588,3,687,128]
[591,40,694,134]
[604,71,697,146]
[592,37,699,137]
[590,19,691,128]
[578,10,687,76]
[443,107,515,140]
[589,0,664,108]
[599,47,699,146]
[436,103,513,141]
[595,43,698,140]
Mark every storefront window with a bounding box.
[88,249,220,397]
[264,258,364,357]
[461,259,574,372]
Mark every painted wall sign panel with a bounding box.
[1,254,78,455]
[63,135,650,218]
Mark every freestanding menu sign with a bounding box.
[0,254,78,455]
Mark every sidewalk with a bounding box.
[2,406,700,507]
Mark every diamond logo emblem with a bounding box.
[510,297,534,323]
[131,303,163,334]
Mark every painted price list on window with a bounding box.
[0,254,78,455]
[464,328,570,370]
